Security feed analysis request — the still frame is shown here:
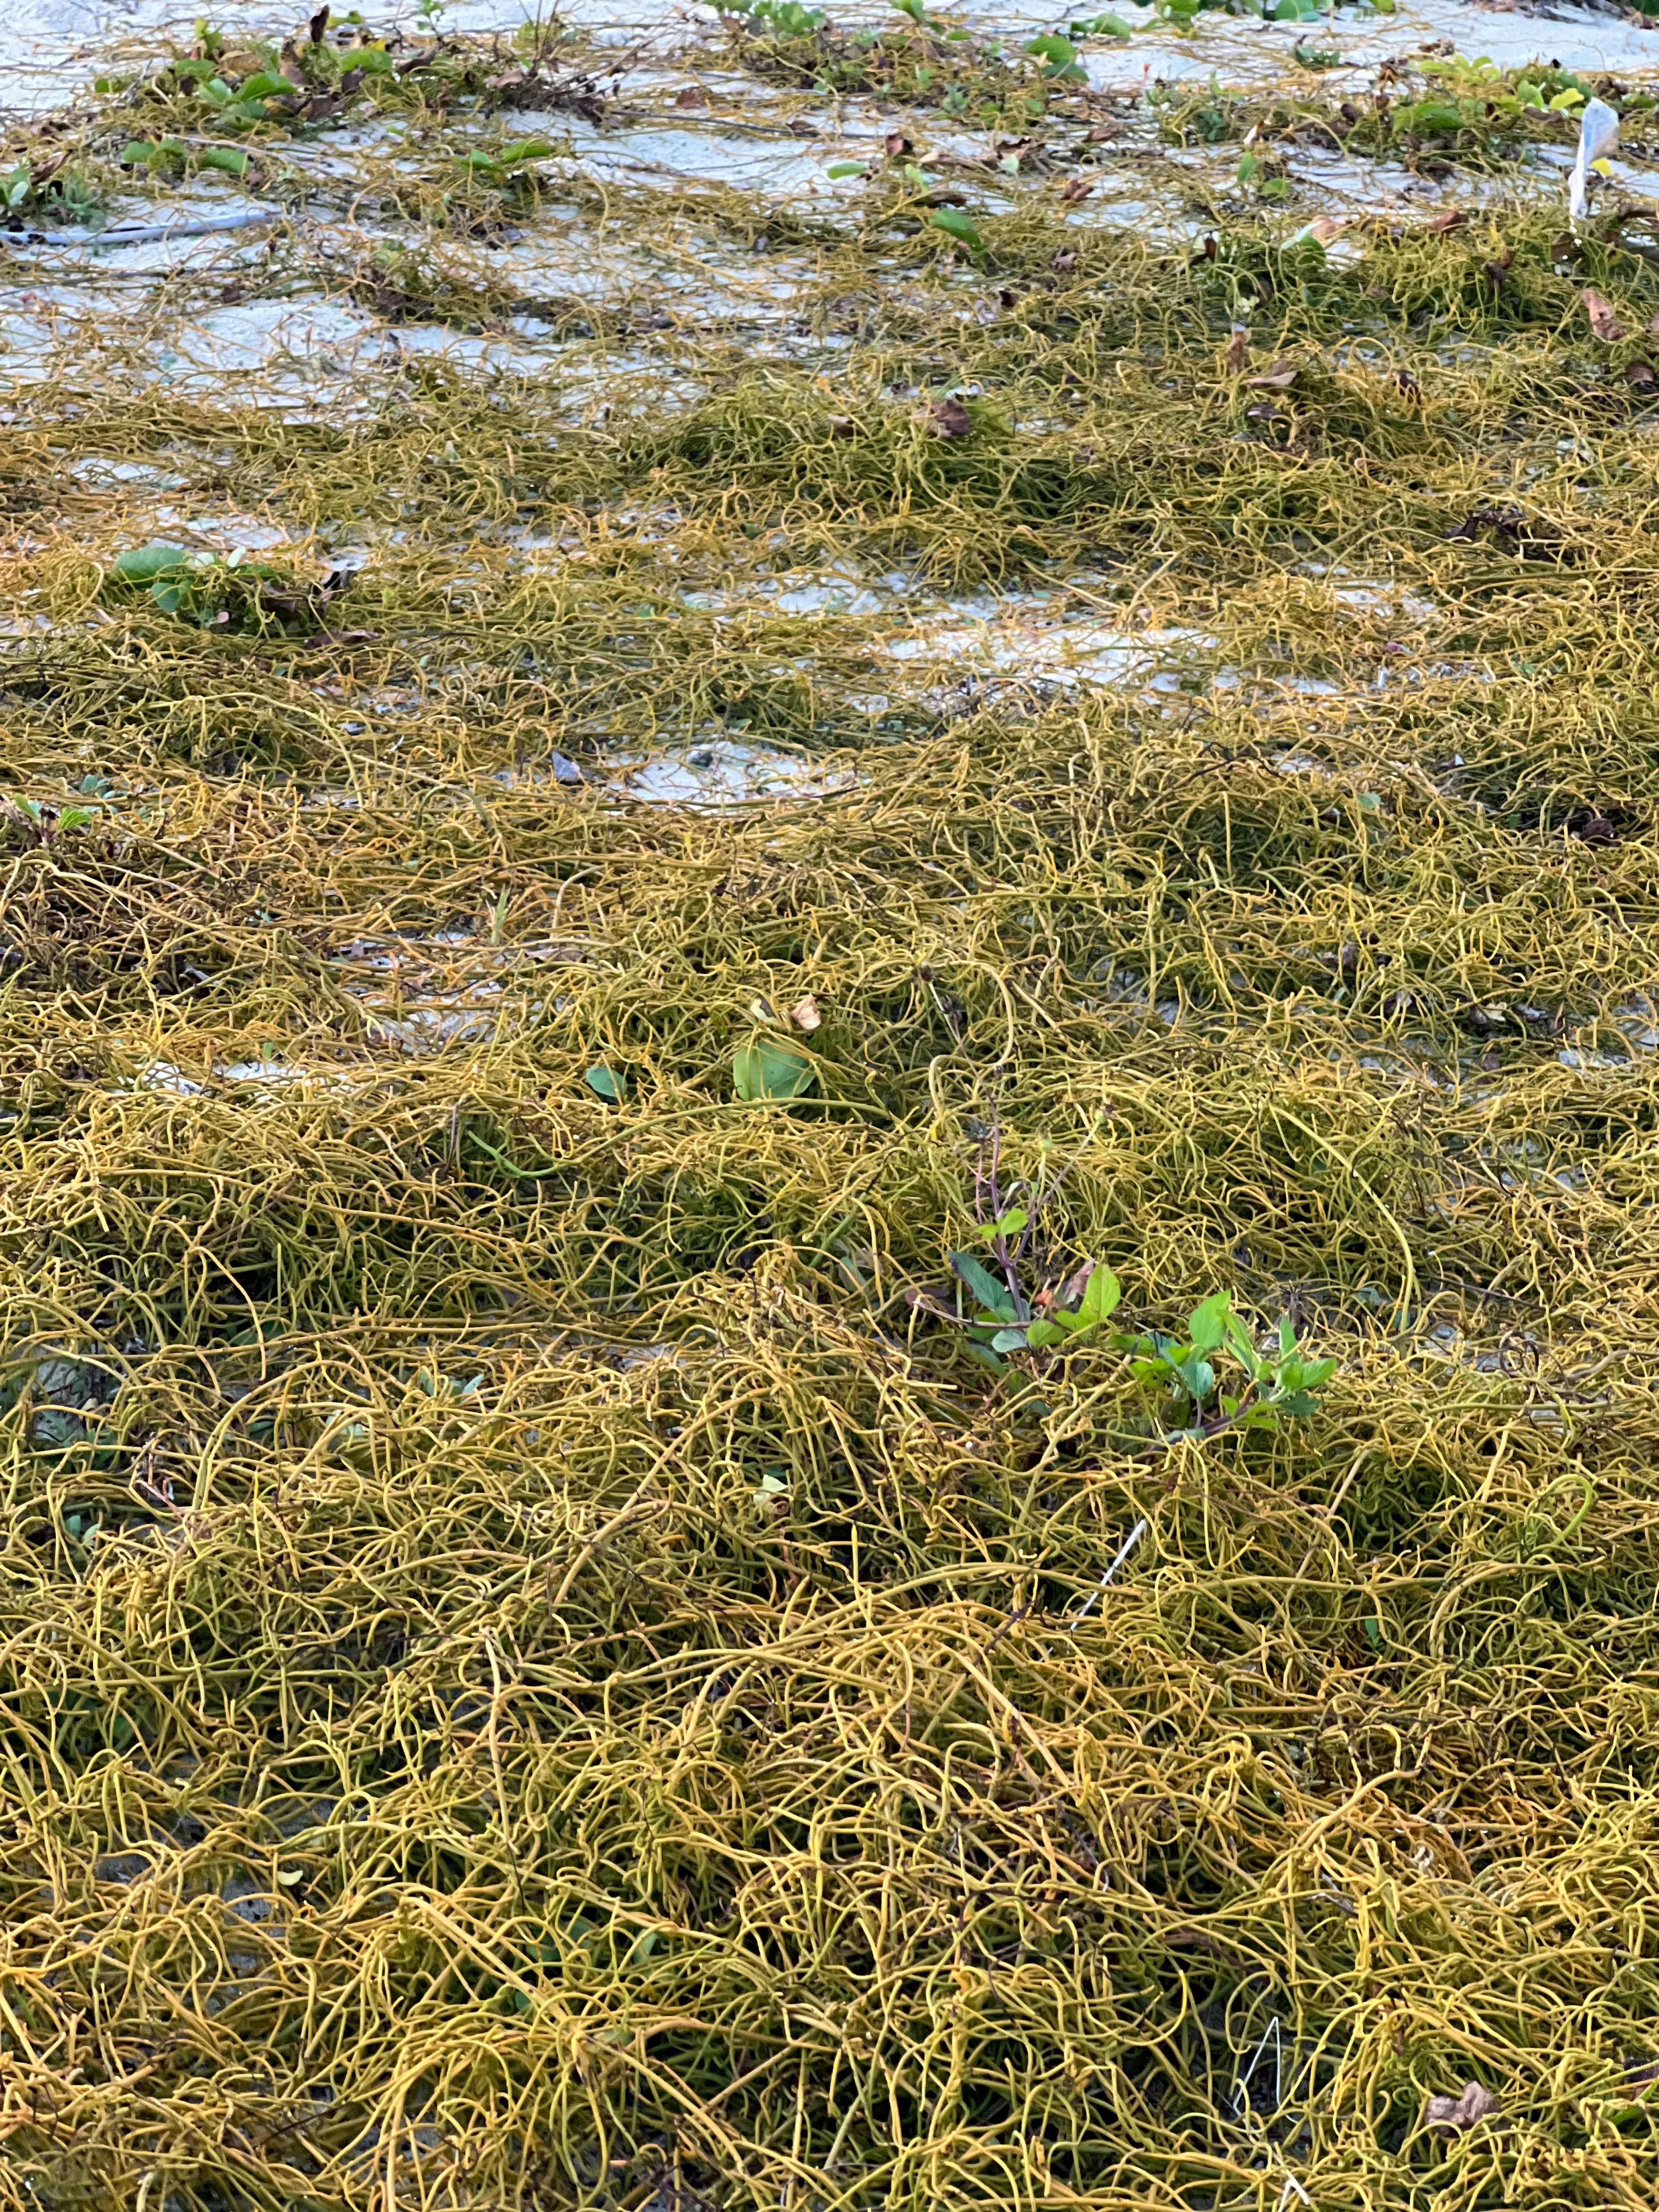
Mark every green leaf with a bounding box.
[1024,1318,1067,1349]
[965,1341,1008,1373]
[1070,11,1131,35]
[927,207,982,250]
[948,1250,1016,1320]
[977,1205,1028,1242]
[1187,1290,1231,1354]
[1222,1311,1257,1362]
[990,1328,1028,1354]
[114,541,194,583]
[238,70,297,96]
[1023,30,1083,74]
[1278,1314,1296,1356]
[121,140,157,164]
[200,145,250,175]
[496,137,555,163]
[1079,1264,1121,1326]
[1174,1354,1214,1402]
[732,1040,816,1103]
[826,161,867,178]
[1301,1356,1338,1389]
[583,1065,623,1102]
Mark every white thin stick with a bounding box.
[48,211,279,249]
[1276,2176,1311,2212]
[1067,1518,1147,1629]
[1233,2015,1283,2115]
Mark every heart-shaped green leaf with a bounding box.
[732,1040,815,1102]
[114,541,193,583]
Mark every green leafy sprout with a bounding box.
[910,1118,1335,1447]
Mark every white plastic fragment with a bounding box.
[1568,99,1620,226]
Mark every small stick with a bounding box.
[48,210,279,248]
[1068,1519,1147,1629]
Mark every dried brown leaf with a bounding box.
[925,397,974,438]
[1584,288,1627,342]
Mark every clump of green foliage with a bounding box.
[915,1132,1335,1441]
[720,0,1082,121]
[1153,60,1652,170]
[107,543,350,633]
[0,158,102,222]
